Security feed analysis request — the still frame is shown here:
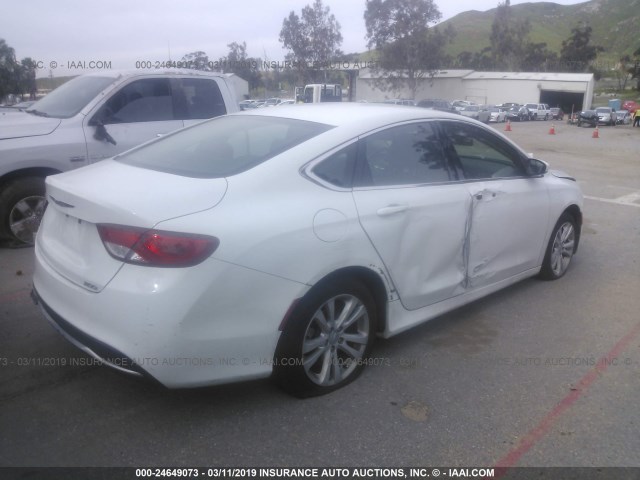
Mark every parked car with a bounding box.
[383,99,416,106]
[417,99,458,114]
[459,105,490,123]
[525,103,551,120]
[263,98,283,107]
[595,107,617,126]
[550,108,564,120]
[488,107,507,123]
[239,99,259,110]
[32,103,583,397]
[577,110,598,127]
[506,106,530,122]
[0,70,239,246]
[616,109,631,125]
[452,100,475,111]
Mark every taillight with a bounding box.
[97,224,218,267]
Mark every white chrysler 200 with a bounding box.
[32,104,583,397]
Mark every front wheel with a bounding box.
[0,177,47,246]
[539,213,577,280]
[273,279,377,397]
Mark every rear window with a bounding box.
[117,115,333,178]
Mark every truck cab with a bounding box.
[0,70,239,245]
[302,84,342,104]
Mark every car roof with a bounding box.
[79,69,229,80]
[234,103,462,130]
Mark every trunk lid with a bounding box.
[38,160,227,292]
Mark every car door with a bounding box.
[351,121,472,311]
[439,120,550,289]
[84,77,184,163]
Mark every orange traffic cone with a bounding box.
[505,120,512,132]
[549,124,556,135]
[592,126,599,139]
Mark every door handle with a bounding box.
[377,204,408,216]
[474,190,497,200]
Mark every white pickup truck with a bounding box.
[524,103,551,121]
[0,70,239,245]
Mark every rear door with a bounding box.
[352,121,471,310]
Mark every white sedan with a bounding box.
[33,104,583,397]
[488,107,507,122]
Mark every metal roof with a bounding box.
[460,72,594,82]
[359,68,593,83]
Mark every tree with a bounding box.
[630,46,640,90]
[224,42,262,91]
[559,23,603,73]
[364,0,454,98]
[0,38,18,100]
[180,51,213,71]
[17,58,38,99]
[520,43,558,72]
[279,0,343,83]
[456,48,494,70]
[490,0,530,71]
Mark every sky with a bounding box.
[1,0,589,77]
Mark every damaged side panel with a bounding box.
[464,180,550,288]
[353,183,471,311]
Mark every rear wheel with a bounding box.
[273,279,377,397]
[539,213,577,280]
[0,177,47,246]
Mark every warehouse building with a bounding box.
[356,69,595,113]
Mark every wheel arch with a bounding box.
[562,204,582,253]
[286,266,390,335]
[0,167,61,190]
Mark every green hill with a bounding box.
[439,0,640,63]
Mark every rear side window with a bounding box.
[117,115,333,178]
[172,78,227,120]
[312,143,358,188]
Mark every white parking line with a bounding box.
[584,193,640,208]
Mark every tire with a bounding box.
[273,279,377,397]
[539,213,577,280]
[0,177,47,246]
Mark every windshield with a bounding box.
[26,75,116,119]
[596,108,610,113]
[464,106,479,112]
[117,115,333,178]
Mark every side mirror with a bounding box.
[93,120,117,146]
[526,158,548,176]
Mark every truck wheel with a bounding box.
[0,177,47,246]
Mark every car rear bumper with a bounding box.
[33,242,307,388]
